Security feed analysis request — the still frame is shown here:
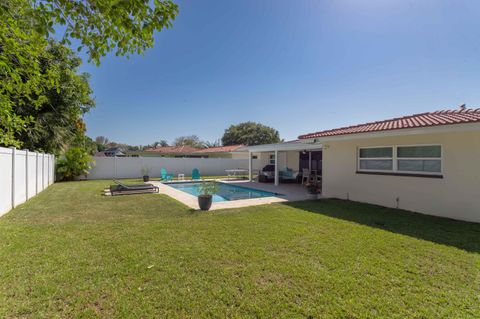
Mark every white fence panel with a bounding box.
[36,153,43,193]
[86,156,258,180]
[14,150,27,206]
[43,154,49,190]
[0,148,13,215]
[0,147,55,217]
[27,152,37,199]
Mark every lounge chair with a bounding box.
[192,168,201,180]
[160,168,174,181]
[109,180,159,196]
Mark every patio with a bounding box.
[151,179,314,210]
[244,140,323,186]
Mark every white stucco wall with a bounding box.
[322,130,480,223]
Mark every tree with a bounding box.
[0,0,178,148]
[203,139,221,148]
[173,135,204,148]
[221,122,281,146]
[152,140,169,148]
[15,0,179,65]
[14,41,95,154]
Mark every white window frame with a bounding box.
[357,144,443,176]
[269,154,275,165]
[357,146,394,173]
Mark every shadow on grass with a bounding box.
[283,199,480,253]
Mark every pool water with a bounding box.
[165,182,279,202]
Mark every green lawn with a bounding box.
[0,180,479,318]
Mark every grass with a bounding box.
[0,180,479,318]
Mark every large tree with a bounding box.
[14,41,95,154]
[0,0,178,149]
[222,122,281,146]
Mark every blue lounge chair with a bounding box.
[160,168,174,181]
[191,168,201,180]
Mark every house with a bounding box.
[129,145,247,159]
[99,147,125,157]
[246,107,480,222]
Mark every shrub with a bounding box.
[56,147,94,181]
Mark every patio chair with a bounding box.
[109,180,159,196]
[302,168,310,185]
[160,168,174,181]
[192,168,201,180]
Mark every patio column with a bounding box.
[248,152,253,181]
[274,150,279,186]
[308,151,312,171]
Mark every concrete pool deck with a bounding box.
[149,180,316,210]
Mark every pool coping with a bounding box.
[149,180,292,210]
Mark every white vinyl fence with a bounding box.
[0,147,55,217]
[86,156,259,180]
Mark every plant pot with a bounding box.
[143,175,150,182]
[198,195,213,211]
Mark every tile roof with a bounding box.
[298,108,480,140]
[194,145,244,153]
[143,146,200,154]
[143,145,245,154]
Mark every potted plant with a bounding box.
[141,165,151,182]
[198,181,219,211]
[305,180,321,200]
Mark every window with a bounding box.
[358,145,442,176]
[397,145,441,173]
[358,147,393,171]
[269,154,275,165]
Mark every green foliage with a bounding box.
[14,41,95,154]
[199,181,219,196]
[19,0,179,65]
[141,165,151,176]
[0,0,54,147]
[0,0,178,149]
[221,122,281,146]
[56,147,94,180]
[173,135,205,148]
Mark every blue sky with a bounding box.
[80,0,480,145]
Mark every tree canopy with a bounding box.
[0,0,178,150]
[173,135,205,148]
[221,122,281,146]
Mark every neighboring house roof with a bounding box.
[94,151,107,157]
[298,107,480,139]
[143,145,245,154]
[143,145,201,154]
[194,145,244,153]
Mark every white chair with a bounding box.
[302,168,310,185]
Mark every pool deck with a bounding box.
[149,180,316,210]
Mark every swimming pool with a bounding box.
[165,182,280,202]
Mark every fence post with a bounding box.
[35,152,38,195]
[52,154,55,183]
[25,150,29,199]
[42,153,45,190]
[11,147,16,209]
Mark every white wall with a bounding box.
[0,147,55,217]
[86,156,259,180]
[322,130,480,223]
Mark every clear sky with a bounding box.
[80,0,480,145]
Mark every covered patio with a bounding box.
[244,141,323,186]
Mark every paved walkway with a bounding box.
[149,180,315,210]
